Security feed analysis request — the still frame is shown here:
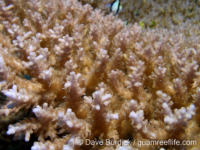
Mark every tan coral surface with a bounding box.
[0,0,200,150]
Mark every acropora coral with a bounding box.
[0,0,200,150]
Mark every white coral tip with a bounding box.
[67,121,73,128]
[65,82,71,88]
[102,94,112,101]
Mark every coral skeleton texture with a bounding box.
[0,0,200,149]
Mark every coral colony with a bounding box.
[0,0,200,149]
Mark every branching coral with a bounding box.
[0,0,200,150]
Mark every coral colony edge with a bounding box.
[0,0,200,149]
